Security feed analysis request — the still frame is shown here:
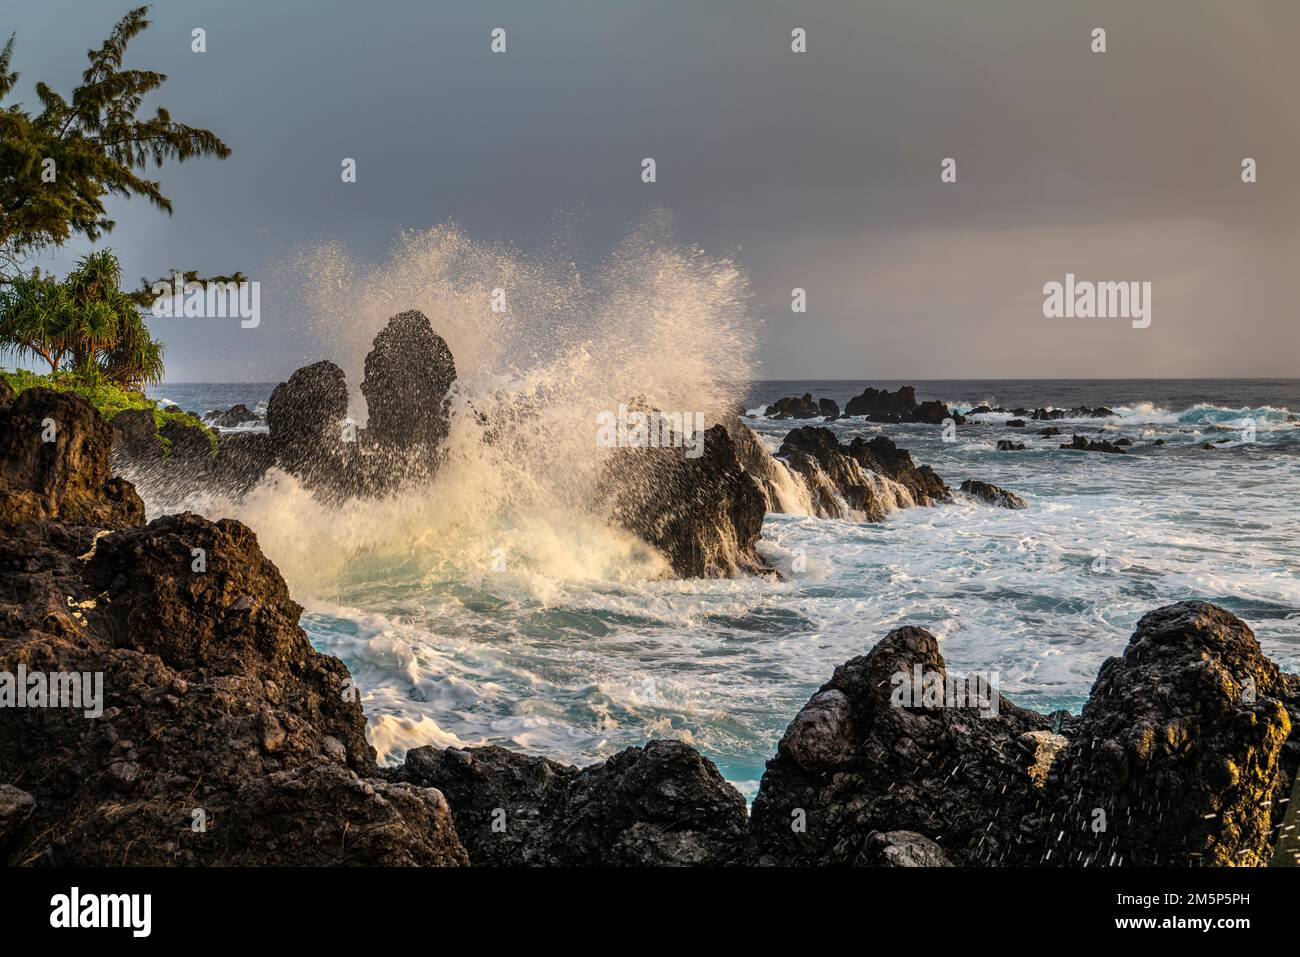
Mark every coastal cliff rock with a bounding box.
[395,739,748,866]
[0,389,467,866]
[599,423,768,577]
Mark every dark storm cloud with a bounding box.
[7,0,1298,379]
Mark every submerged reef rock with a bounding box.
[598,423,768,577]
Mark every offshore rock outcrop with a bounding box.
[843,385,962,425]
[113,310,459,501]
[764,393,838,420]
[1061,434,1127,454]
[393,740,748,866]
[359,309,457,450]
[776,426,950,521]
[959,478,1028,509]
[599,423,768,577]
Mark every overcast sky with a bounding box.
[7,0,1299,381]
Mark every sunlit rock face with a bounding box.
[1040,601,1298,867]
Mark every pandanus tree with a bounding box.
[0,249,164,387]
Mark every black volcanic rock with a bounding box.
[960,478,1028,509]
[1036,426,1062,436]
[360,309,456,449]
[996,440,1026,451]
[0,396,468,866]
[600,423,768,577]
[818,397,840,418]
[206,403,260,428]
[267,359,351,485]
[396,740,748,866]
[765,393,822,419]
[1032,406,1116,420]
[1036,601,1298,867]
[1006,419,1026,427]
[1061,434,1127,454]
[0,388,144,530]
[843,385,963,425]
[747,625,1051,865]
[776,426,949,521]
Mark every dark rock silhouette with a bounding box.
[266,359,351,485]
[764,393,839,420]
[360,309,456,449]
[997,440,1026,451]
[843,385,962,425]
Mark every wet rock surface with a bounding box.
[960,478,1028,509]
[599,423,768,577]
[747,624,1051,865]
[1034,601,1298,867]
[776,426,950,521]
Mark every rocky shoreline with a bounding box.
[3,316,1298,867]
